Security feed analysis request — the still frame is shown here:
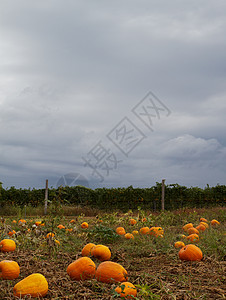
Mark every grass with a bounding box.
[0,206,225,299]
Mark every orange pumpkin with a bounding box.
[200,217,208,223]
[149,227,164,236]
[179,244,203,261]
[116,227,126,235]
[8,230,16,237]
[196,224,206,232]
[186,234,199,243]
[132,230,139,236]
[141,217,147,222]
[182,223,193,232]
[81,222,89,229]
[210,219,220,227]
[70,219,76,224]
[91,245,111,261]
[95,261,128,283]
[187,227,199,235]
[67,257,96,281]
[129,218,137,225]
[115,282,137,299]
[139,227,150,235]
[81,243,96,257]
[18,219,26,225]
[124,233,134,240]
[57,224,65,229]
[174,241,185,249]
[0,260,20,279]
[200,222,209,229]
[0,239,16,252]
[13,273,48,298]
[46,232,55,239]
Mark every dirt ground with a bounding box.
[1,248,225,299]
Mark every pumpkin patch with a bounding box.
[0,206,224,299]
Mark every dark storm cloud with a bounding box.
[0,0,226,188]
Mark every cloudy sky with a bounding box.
[0,0,226,190]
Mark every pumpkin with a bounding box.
[196,224,206,232]
[132,230,139,236]
[182,223,193,232]
[95,261,128,283]
[46,232,55,239]
[116,227,126,235]
[179,244,203,261]
[91,244,111,261]
[174,241,185,249]
[67,257,96,281]
[124,233,134,239]
[57,224,65,229]
[141,217,147,222]
[200,217,208,223]
[210,219,220,227]
[70,219,76,224]
[35,221,42,226]
[81,222,89,229]
[0,260,20,279]
[186,234,199,243]
[149,227,164,236]
[115,282,137,299]
[0,239,16,252]
[82,243,96,257]
[129,218,137,225]
[187,227,199,235]
[139,227,150,235]
[200,222,209,229]
[18,219,26,225]
[13,273,48,298]
[8,230,16,237]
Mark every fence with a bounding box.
[0,183,225,212]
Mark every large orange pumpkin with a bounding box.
[0,239,16,252]
[182,223,193,232]
[91,245,111,261]
[67,257,96,281]
[149,227,164,236]
[13,273,48,298]
[81,243,96,257]
[179,244,203,261]
[200,221,209,229]
[0,260,20,279]
[186,234,199,243]
[196,224,206,232]
[187,227,199,235]
[115,282,137,299]
[95,261,128,283]
[139,227,150,235]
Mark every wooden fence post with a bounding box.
[161,179,165,211]
[44,179,48,215]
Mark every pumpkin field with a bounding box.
[0,206,225,299]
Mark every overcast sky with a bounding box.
[0,0,226,190]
